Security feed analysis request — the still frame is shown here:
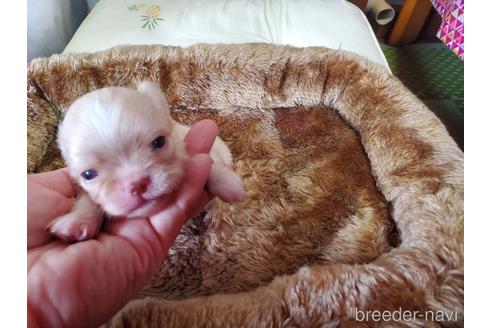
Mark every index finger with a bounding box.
[184,119,219,155]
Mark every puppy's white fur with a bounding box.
[48,81,245,241]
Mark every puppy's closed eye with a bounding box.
[150,136,165,150]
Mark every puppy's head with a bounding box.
[58,81,185,218]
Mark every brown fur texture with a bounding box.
[27,44,463,327]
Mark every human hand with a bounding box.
[27,120,218,328]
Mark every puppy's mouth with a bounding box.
[124,194,170,218]
[107,174,185,219]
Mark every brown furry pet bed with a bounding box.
[27,44,463,327]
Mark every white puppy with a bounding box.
[48,81,245,241]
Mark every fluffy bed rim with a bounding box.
[28,44,463,327]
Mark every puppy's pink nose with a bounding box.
[128,176,150,195]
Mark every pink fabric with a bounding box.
[430,0,464,60]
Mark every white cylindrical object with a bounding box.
[366,0,396,25]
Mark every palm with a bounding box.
[28,219,163,327]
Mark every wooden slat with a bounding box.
[388,0,433,45]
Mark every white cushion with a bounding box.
[65,0,389,70]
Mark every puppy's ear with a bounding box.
[137,81,170,115]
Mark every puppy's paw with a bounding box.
[208,162,246,203]
[47,212,100,242]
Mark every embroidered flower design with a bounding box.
[141,5,164,30]
[145,5,160,17]
[127,3,164,31]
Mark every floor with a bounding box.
[381,43,464,149]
